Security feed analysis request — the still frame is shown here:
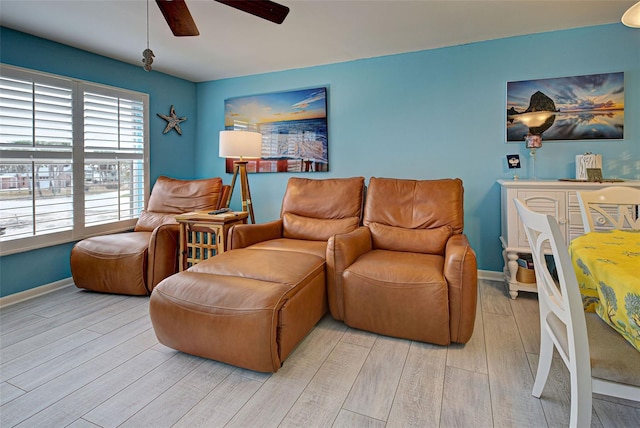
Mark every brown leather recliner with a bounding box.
[71,176,229,296]
[327,177,477,345]
[227,176,366,255]
[150,176,365,372]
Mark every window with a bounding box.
[0,64,149,255]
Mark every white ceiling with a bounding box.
[0,0,635,82]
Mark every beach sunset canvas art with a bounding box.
[506,72,624,142]
[224,88,328,173]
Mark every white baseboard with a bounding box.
[0,270,505,309]
[478,269,504,282]
[0,277,74,308]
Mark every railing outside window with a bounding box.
[0,64,149,255]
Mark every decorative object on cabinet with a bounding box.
[506,154,521,169]
[576,153,602,180]
[497,179,640,299]
[219,130,262,223]
[224,87,328,173]
[506,72,624,142]
[586,168,603,182]
[157,105,187,135]
[506,154,521,180]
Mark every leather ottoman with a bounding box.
[149,248,327,372]
[71,232,152,295]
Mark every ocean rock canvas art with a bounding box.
[506,72,624,142]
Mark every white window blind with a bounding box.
[82,89,145,228]
[0,64,149,255]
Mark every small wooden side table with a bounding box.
[175,211,248,271]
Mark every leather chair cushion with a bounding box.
[343,249,450,344]
[147,176,223,214]
[369,222,452,255]
[246,237,328,259]
[134,210,178,232]
[282,212,360,241]
[71,232,151,295]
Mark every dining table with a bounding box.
[568,229,640,352]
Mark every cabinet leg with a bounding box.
[506,251,520,300]
[509,287,519,300]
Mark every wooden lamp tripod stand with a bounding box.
[227,159,255,223]
[219,130,263,224]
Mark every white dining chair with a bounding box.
[513,198,640,428]
[577,186,640,232]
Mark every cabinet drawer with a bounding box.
[516,190,566,247]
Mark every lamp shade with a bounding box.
[622,1,640,27]
[219,130,263,159]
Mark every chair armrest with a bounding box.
[444,234,478,343]
[326,226,372,320]
[227,219,283,250]
[147,223,180,292]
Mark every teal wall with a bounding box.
[196,23,639,274]
[1,23,639,297]
[0,27,198,296]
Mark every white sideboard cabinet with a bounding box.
[498,179,640,299]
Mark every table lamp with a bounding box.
[525,133,542,180]
[219,130,262,223]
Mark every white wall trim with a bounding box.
[478,269,504,282]
[0,277,74,308]
[0,270,506,308]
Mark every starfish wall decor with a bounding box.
[157,105,187,135]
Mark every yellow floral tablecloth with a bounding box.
[568,229,640,352]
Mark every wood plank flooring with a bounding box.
[1,279,638,427]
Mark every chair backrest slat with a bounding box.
[577,186,640,233]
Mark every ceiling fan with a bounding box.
[155,0,290,37]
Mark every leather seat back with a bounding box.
[280,177,365,241]
[135,176,225,231]
[364,177,464,254]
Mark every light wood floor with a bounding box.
[1,279,638,427]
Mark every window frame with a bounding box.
[0,64,150,256]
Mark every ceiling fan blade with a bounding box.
[215,0,290,24]
[156,0,200,36]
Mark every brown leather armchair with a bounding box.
[327,177,477,345]
[71,176,229,295]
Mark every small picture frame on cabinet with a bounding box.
[506,154,521,169]
[586,168,603,182]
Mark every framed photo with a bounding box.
[224,87,328,173]
[586,168,603,182]
[506,72,624,142]
[506,154,521,169]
